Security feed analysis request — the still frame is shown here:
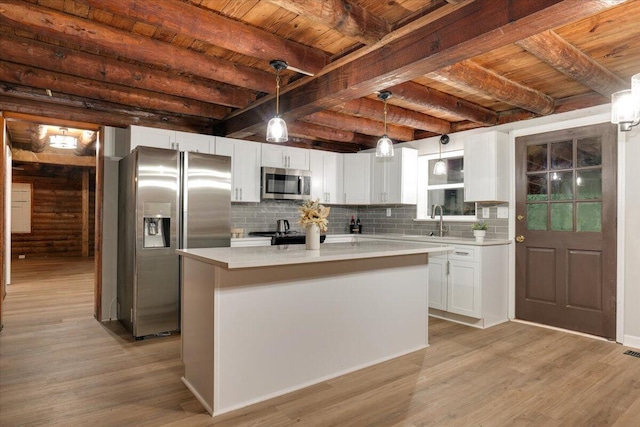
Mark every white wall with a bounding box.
[100,127,124,320]
[622,127,640,347]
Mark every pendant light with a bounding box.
[375,90,394,157]
[266,60,288,143]
[433,134,449,176]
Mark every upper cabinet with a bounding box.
[128,125,214,153]
[261,144,309,170]
[370,147,418,205]
[464,131,509,202]
[342,153,371,205]
[309,150,343,205]
[215,137,262,203]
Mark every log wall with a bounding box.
[12,165,96,258]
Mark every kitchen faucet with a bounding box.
[431,204,445,237]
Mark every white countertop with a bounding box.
[178,240,453,269]
[231,233,512,247]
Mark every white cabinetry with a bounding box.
[370,147,418,204]
[464,131,509,202]
[261,144,309,169]
[309,151,343,204]
[342,153,370,205]
[428,243,508,328]
[215,137,262,202]
[128,125,214,153]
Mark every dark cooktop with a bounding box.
[271,234,326,246]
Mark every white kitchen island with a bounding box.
[177,240,452,416]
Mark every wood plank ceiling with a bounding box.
[1,0,639,154]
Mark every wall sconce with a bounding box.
[266,60,288,143]
[49,127,78,149]
[375,90,394,158]
[611,72,640,131]
[433,134,449,175]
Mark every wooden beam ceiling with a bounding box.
[224,0,618,138]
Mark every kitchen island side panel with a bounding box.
[181,257,215,414]
[210,255,429,415]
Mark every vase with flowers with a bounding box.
[298,199,330,250]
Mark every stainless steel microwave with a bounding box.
[261,167,311,200]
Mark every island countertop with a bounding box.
[177,240,453,269]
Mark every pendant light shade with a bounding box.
[266,60,288,143]
[376,91,394,157]
[433,134,449,176]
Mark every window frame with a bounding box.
[416,149,476,222]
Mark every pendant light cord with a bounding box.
[275,71,280,116]
[383,98,388,135]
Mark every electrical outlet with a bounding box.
[482,207,490,218]
[386,208,391,217]
[497,207,509,218]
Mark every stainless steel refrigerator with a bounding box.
[117,146,231,339]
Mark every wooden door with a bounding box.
[515,123,616,339]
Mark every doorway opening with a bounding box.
[2,113,104,328]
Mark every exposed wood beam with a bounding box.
[287,121,356,143]
[82,0,326,76]
[28,124,47,153]
[75,130,97,156]
[225,0,614,137]
[0,0,274,93]
[434,60,555,115]
[333,97,451,134]
[11,147,96,167]
[0,62,229,120]
[302,110,415,141]
[515,30,628,97]
[390,81,497,126]
[0,34,255,109]
[1,94,214,134]
[266,0,390,45]
[244,134,367,153]
[495,90,610,125]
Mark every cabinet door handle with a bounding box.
[239,188,243,201]
[446,260,450,276]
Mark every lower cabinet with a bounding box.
[428,243,508,328]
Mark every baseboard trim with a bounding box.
[623,334,640,350]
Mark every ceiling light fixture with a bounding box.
[611,72,640,131]
[375,90,394,158]
[433,134,449,176]
[266,59,288,143]
[49,127,78,150]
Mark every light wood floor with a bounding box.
[1,258,640,426]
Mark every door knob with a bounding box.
[517,214,524,221]
[516,235,525,243]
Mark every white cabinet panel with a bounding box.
[175,130,215,153]
[428,243,508,327]
[261,144,309,169]
[447,259,481,318]
[310,150,343,204]
[129,125,175,151]
[215,137,261,202]
[464,131,509,202]
[128,125,214,154]
[343,153,370,205]
[370,147,417,204]
[427,254,448,311]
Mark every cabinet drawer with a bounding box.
[448,246,478,261]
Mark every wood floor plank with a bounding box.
[1,258,639,426]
